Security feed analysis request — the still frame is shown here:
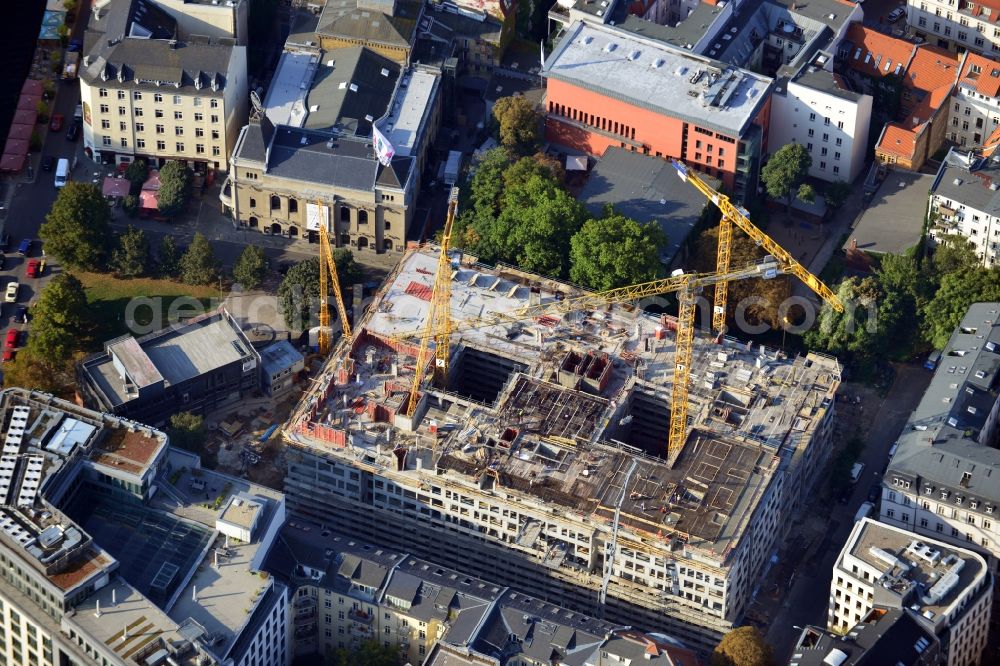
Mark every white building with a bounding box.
[881,303,1000,564]
[928,148,1000,266]
[908,0,1000,55]
[950,52,1000,147]
[769,51,873,183]
[829,518,991,666]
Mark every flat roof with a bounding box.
[107,336,163,388]
[143,314,251,386]
[259,340,304,375]
[263,50,317,128]
[578,147,713,265]
[219,493,261,529]
[89,428,169,476]
[542,21,771,136]
[380,67,439,156]
[615,5,726,50]
[844,170,932,254]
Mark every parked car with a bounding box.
[14,306,28,324]
[67,39,82,53]
[65,121,80,142]
[4,282,18,304]
[25,260,40,278]
[2,349,14,363]
[17,239,30,256]
[854,502,874,522]
[850,462,866,484]
[868,484,881,503]
[5,330,17,350]
[41,155,55,172]
[49,113,64,132]
[888,7,906,22]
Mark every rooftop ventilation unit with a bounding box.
[604,42,616,52]
[627,50,640,61]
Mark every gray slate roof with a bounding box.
[888,303,1000,505]
[578,147,713,265]
[337,553,391,589]
[82,38,232,95]
[844,170,931,254]
[317,0,422,49]
[306,47,400,135]
[931,148,1000,217]
[792,609,938,665]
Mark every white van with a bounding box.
[54,159,69,188]
[849,462,865,484]
[854,502,874,522]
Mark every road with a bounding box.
[765,364,932,661]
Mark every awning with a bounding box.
[38,11,66,41]
[102,177,131,198]
[141,170,161,191]
[20,80,43,97]
[566,155,588,171]
[0,154,26,172]
[139,190,158,210]
[6,124,32,141]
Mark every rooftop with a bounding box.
[379,66,440,157]
[791,608,938,666]
[888,302,1000,503]
[542,21,772,136]
[843,170,932,255]
[81,36,233,95]
[258,340,305,376]
[305,47,400,135]
[843,24,915,79]
[931,148,1000,218]
[577,147,714,266]
[840,518,988,621]
[614,4,725,51]
[286,247,841,564]
[316,0,422,49]
[958,53,1000,99]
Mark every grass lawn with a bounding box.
[78,272,221,348]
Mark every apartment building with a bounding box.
[0,388,289,666]
[223,49,441,251]
[950,52,1000,147]
[542,21,773,201]
[908,0,1000,55]
[791,609,941,666]
[769,52,873,183]
[881,303,1000,568]
[77,309,261,428]
[267,521,702,665]
[80,0,248,170]
[314,0,424,64]
[146,0,248,43]
[928,148,1000,266]
[279,247,841,652]
[828,518,991,665]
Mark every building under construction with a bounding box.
[282,247,842,650]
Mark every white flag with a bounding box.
[372,125,395,167]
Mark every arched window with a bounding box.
[359,210,369,225]
[270,195,280,211]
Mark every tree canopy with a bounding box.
[492,95,541,155]
[711,626,775,666]
[124,158,149,194]
[569,211,666,291]
[803,277,893,363]
[158,235,181,278]
[23,273,92,368]
[278,252,362,331]
[167,412,206,452]
[233,244,268,290]
[40,182,111,270]
[179,233,219,286]
[923,267,1000,349]
[823,180,851,210]
[157,160,192,218]
[110,226,150,278]
[325,641,399,666]
[762,143,812,213]
[932,234,980,275]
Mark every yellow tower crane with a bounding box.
[670,160,844,331]
[405,189,460,417]
[317,208,353,355]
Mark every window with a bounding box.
[194,112,203,122]
[821,148,828,156]
[196,144,205,154]
[134,107,144,117]
[175,127,184,136]
[99,88,109,98]
[195,128,204,138]
[340,207,350,222]
[154,93,163,103]
[834,152,841,160]
[102,136,111,146]
[289,199,298,214]
[119,121,127,132]
[173,95,182,105]
[193,97,202,107]
[118,106,126,116]
[825,117,831,126]
[174,111,183,120]
[808,129,815,137]
[359,210,369,224]
[807,143,813,151]
[133,91,142,100]
[809,112,816,121]
[155,109,164,118]
[136,122,145,133]
[210,99,219,108]
[959,31,968,41]
[99,104,109,114]
[157,140,166,151]
[176,142,184,152]
[887,509,895,518]
[210,115,219,124]
[836,138,843,146]
[101,119,110,130]
[837,121,844,129]
[156,125,164,134]
[919,16,927,27]
[137,138,146,149]
[120,138,128,148]
[271,195,281,211]
[822,133,829,142]
[249,197,256,208]
[211,130,220,140]
[820,161,827,169]
[833,166,840,174]
[212,146,220,156]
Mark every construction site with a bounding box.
[282,240,843,650]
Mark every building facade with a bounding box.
[908,0,1000,56]
[880,303,1000,570]
[542,21,772,201]
[80,0,247,170]
[928,148,1000,267]
[950,52,1000,147]
[828,518,991,666]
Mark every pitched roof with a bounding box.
[317,0,421,49]
[959,52,1000,99]
[876,122,918,160]
[305,47,400,135]
[904,45,959,93]
[844,24,914,79]
[984,125,1000,157]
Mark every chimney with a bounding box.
[193,585,198,602]
[123,624,128,639]
[112,589,117,606]
[94,599,101,618]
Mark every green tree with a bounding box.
[122,194,138,217]
[692,226,790,330]
[29,130,41,152]
[40,182,111,270]
[35,100,48,120]
[474,173,586,277]
[167,412,206,453]
[158,235,181,277]
[932,234,980,275]
[179,232,218,286]
[569,211,666,290]
[124,159,149,194]
[923,267,1000,349]
[110,225,150,278]
[278,252,362,331]
[233,245,268,290]
[157,160,192,218]
[762,143,812,214]
[325,640,399,666]
[797,183,816,204]
[454,147,511,249]
[23,273,91,367]
[804,277,900,364]
[824,180,852,210]
[492,95,541,155]
[711,626,775,666]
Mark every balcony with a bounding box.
[349,608,374,624]
[219,177,234,208]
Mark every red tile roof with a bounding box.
[845,24,915,79]
[959,52,1000,98]
[904,45,960,93]
[983,125,1000,156]
[877,123,918,160]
